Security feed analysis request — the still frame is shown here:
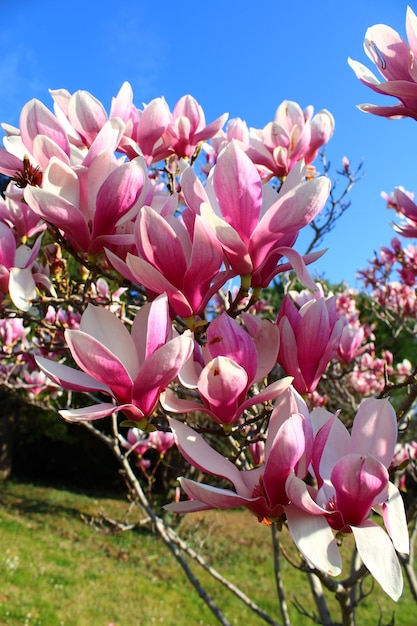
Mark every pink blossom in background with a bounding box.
[347,350,393,395]
[349,6,417,120]
[337,321,366,364]
[0,191,46,240]
[0,222,55,311]
[0,317,29,352]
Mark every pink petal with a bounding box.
[20,98,70,156]
[67,90,108,145]
[35,355,112,394]
[331,454,388,526]
[241,315,280,381]
[176,477,259,511]
[24,186,90,251]
[168,418,249,494]
[213,142,262,243]
[263,414,306,505]
[92,160,146,238]
[198,356,248,423]
[132,335,194,415]
[0,222,16,266]
[131,294,170,363]
[206,313,257,383]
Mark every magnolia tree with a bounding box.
[1,7,417,626]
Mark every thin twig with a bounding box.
[271,523,291,626]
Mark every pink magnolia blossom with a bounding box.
[337,321,366,364]
[164,386,342,576]
[0,317,29,351]
[110,84,174,164]
[181,141,330,290]
[169,95,228,159]
[0,98,71,183]
[276,294,345,394]
[287,398,409,601]
[245,101,335,179]
[384,186,417,238]
[162,312,290,426]
[35,294,194,423]
[347,350,393,395]
[107,203,227,321]
[0,222,54,311]
[200,117,250,175]
[0,191,46,239]
[121,427,175,457]
[24,153,151,256]
[348,7,417,120]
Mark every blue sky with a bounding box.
[1,0,416,287]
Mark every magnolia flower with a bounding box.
[165,386,342,576]
[246,101,335,179]
[0,98,71,185]
[162,312,289,426]
[35,294,194,423]
[0,222,53,311]
[349,6,417,120]
[384,186,417,238]
[276,294,345,394]
[108,204,227,320]
[110,84,174,164]
[169,94,228,159]
[24,153,151,256]
[337,321,366,364]
[287,398,409,601]
[181,141,330,290]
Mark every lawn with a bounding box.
[0,480,415,625]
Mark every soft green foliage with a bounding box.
[0,481,416,625]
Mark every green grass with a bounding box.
[0,480,415,625]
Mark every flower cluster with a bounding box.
[0,59,411,609]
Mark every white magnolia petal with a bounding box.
[352,521,403,601]
[59,403,117,422]
[9,267,37,311]
[285,503,342,576]
[35,355,112,394]
[378,482,410,555]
